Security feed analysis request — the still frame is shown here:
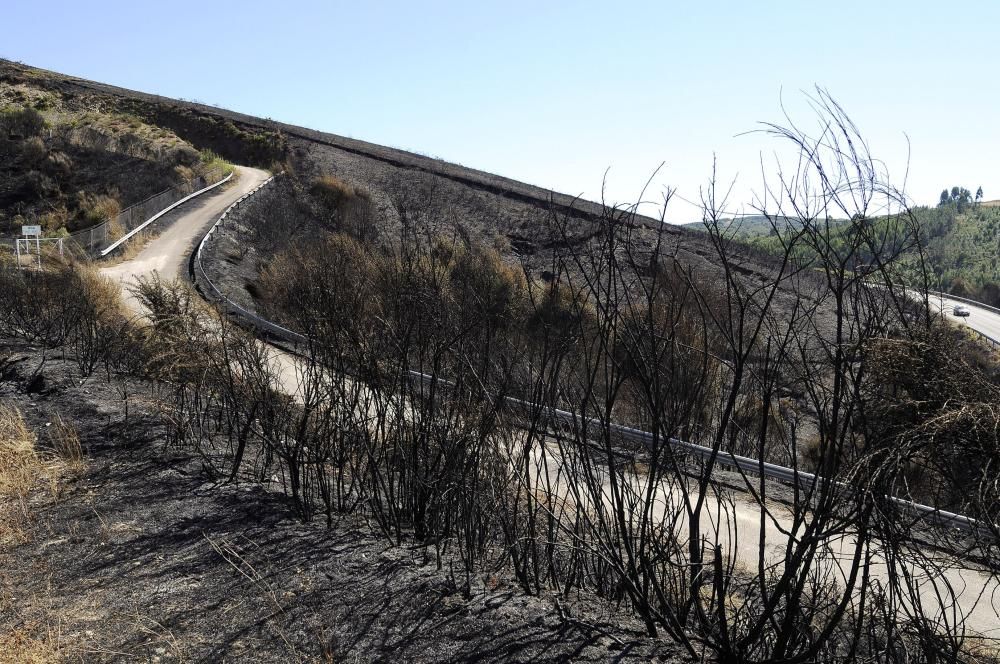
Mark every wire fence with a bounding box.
[1,167,226,259]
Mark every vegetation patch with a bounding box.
[115,100,287,170]
[0,79,226,239]
[0,404,38,500]
[720,190,1000,305]
[0,625,62,664]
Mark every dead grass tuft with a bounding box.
[311,174,370,205]
[47,414,82,467]
[0,404,39,498]
[173,164,195,182]
[96,228,160,265]
[78,193,121,230]
[1,405,86,545]
[77,265,125,317]
[0,624,62,663]
[0,405,39,547]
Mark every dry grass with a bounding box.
[0,404,39,499]
[0,624,62,664]
[0,81,57,113]
[78,193,122,229]
[38,206,72,234]
[174,164,196,182]
[0,409,82,663]
[200,149,236,178]
[77,265,125,316]
[96,228,161,266]
[0,405,38,549]
[961,635,1000,662]
[46,414,82,467]
[1,404,86,545]
[311,174,370,205]
[103,216,126,243]
[26,241,76,271]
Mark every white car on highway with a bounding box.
[953,305,970,317]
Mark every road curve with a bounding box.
[101,166,271,298]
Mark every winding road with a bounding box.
[98,166,306,404]
[97,166,1000,640]
[101,166,270,298]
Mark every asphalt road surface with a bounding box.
[928,292,1000,344]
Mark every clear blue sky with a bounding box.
[4,1,998,222]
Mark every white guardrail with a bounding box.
[192,175,308,344]
[101,171,234,257]
[419,378,981,532]
[191,181,982,534]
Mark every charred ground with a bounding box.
[0,337,688,662]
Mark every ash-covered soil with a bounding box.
[0,339,690,663]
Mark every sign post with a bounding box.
[21,225,42,270]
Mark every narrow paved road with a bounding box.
[528,440,1000,639]
[101,166,270,301]
[97,169,1000,639]
[98,165,305,401]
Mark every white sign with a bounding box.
[21,225,41,237]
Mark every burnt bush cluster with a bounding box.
[865,327,1000,524]
[164,94,1000,661]
[0,107,45,139]
[4,84,997,659]
[0,265,142,377]
[175,185,1000,661]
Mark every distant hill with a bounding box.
[681,214,805,239]
[734,202,1000,306]
[917,203,1000,301]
